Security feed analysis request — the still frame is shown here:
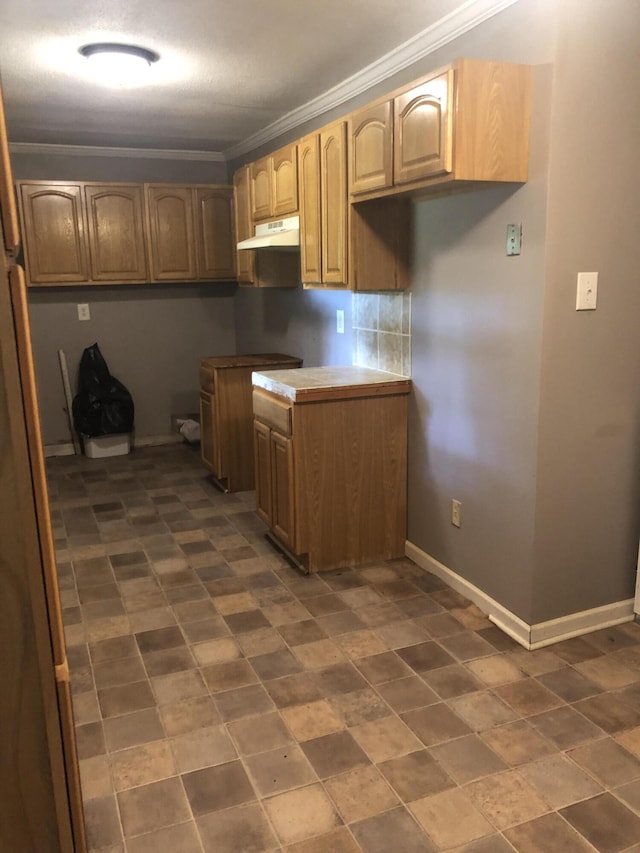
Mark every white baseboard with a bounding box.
[405,540,634,650]
[44,434,184,458]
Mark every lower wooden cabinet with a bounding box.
[199,354,302,492]
[252,367,411,573]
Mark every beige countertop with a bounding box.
[252,365,411,403]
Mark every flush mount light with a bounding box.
[79,43,159,88]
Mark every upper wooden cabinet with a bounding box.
[298,121,348,288]
[145,185,197,281]
[18,181,237,287]
[233,166,256,284]
[19,183,89,284]
[250,143,298,221]
[85,184,147,281]
[195,186,236,280]
[348,58,531,199]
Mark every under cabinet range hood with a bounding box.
[237,215,300,251]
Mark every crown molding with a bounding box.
[8,142,226,162]
[224,0,520,160]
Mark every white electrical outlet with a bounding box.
[576,272,598,310]
[77,303,90,321]
[451,499,461,528]
[336,309,345,334]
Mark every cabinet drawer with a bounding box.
[252,390,292,436]
[199,365,215,393]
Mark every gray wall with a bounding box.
[234,286,353,368]
[14,152,236,443]
[531,0,640,620]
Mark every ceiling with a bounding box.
[0,0,515,158]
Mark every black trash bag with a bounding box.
[72,343,134,438]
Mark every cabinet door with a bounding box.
[146,185,197,281]
[254,420,272,526]
[270,431,295,550]
[320,121,348,286]
[272,143,298,217]
[298,134,321,284]
[349,101,393,195]
[19,184,89,284]
[394,70,453,185]
[233,167,255,285]
[251,157,272,221]
[199,390,219,475]
[85,185,147,282]
[195,187,236,280]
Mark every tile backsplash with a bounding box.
[352,292,411,377]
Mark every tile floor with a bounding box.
[49,443,640,852]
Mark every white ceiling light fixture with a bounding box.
[79,43,159,89]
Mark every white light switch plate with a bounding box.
[77,303,90,321]
[576,272,598,310]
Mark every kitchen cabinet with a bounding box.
[297,121,348,287]
[85,184,147,281]
[348,58,531,200]
[195,186,236,280]
[145,184,197,281]
[233,165,256,284]
[252,366,410,573]
[19,182,89,284]
[199,353,302,492]
[250,142,298,221]
[18,180,237,286]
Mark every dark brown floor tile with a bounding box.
[529,705,603,748]
[245,744,318,797]
[570,737,640,787]
[560,792,640,852]
[89,634,138,663]
[182,759,256,815]
[98,679,155,718]
[614,778,640,813]
[574,692,640,733]
[351,806,437,853]
[251,648,303,680]
[317,610,366,637]
[583,626,640,653]
[224,608,271,634]
[322,569,366,592]
[279,619,328,646]
[181,616,229,643]
[110,550,147,567]
[330,687,393,727]
[350,716,422,763]
[537,666,603,702]
[395,595,442,618]
[228,710,292,755]
[422,664,483,700]
[357,602,405,627]
[396,641,455,673]
[378,749,454,802]
[160,694,220,735]
[480,720,556,766]
[197,801,278,853]
[151,669,207,705]
[504,812,596,852]
[172,598,217,623]
[76,721,106,759]
[301,730,370,778]
[165,583,209,604]
[103,707,165,752]
[126,822,202,853]
[304,593,350,617]
[373,579,420,600]
[430,733,508,783]
[552,636,605,664]
[356,651,413,685]
[376,676,439,712]
[438,631,496,661]
[215,683,275,721]
[520,754,603,809]
[142,646,196,677]
[77,582,121,604]
[429,588,471,610]
[311,662,368,696]
[494,677,562,716]
[401,702,472,746]
[117,776,191,837]
[475,626,521,652]
[93,655,147,689]
[83,794,122,849]
[201,659,258,693]
[265,672,324,708]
